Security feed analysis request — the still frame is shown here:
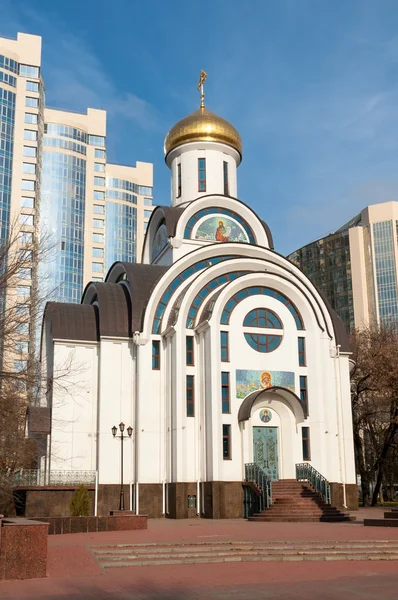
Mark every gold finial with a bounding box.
[197,70,207,108]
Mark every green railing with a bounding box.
[12,470,96,487]
[243,463,272,518]
[296,463,331,504]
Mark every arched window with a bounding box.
[243,308,283,353]
[243,308,282,329]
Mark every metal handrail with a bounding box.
[296,463,331,504]
[245,462,272,510]
[12,469,96,487]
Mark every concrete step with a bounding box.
[365,518,398,527]
[90,540,398,568]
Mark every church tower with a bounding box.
[164,71,242,206]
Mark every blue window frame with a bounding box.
[223,425,231,459]
[152,340,160,370]
[222,372,230,413]
[186,336,194,365]
[198,158,206,192]
[302,427,311,461]
[152,255,239,334]
[220,331,229,362]
[186,375,194,416]
[223,161,229,195]
[300,376,307,404]
[243,308,282,328]
[244,333,282,353]
[298,337,306,366]
[221,286,304,330]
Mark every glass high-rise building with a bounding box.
[0,32,154,369]
[288,202,398,332]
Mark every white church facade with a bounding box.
[39,80,358,518]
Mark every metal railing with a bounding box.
[296,463,331,504]
[244,463,272,518]
[13,470,96,487]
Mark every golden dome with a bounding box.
[164,107,242,158]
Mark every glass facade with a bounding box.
[40,151,86,303]
[0,86,16,240]
[104,201,136,272]
[373,220,398,323]
[289,230,354,332]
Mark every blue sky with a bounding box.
[2,0,398,254]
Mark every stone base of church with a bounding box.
[329,483,358,510]
[201,481,244,519]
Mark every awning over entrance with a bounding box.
[238,386,308,422]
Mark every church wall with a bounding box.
[136,339,163,484]
[50,342,98,472]
[97,339,134,485]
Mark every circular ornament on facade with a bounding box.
[259,408,272,423]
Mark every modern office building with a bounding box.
[288,201,398,332]
[41,107,153,303]
[0,32,153,370]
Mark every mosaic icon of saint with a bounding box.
[215,220,229,242]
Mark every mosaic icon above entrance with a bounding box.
[259,408,272,423]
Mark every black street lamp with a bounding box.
[111,421,133,511]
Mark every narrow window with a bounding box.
[186,375,195,417]
[220,331,229,362]
[223,424,231,459]
[302,427,311,461]
[177,163,182,197]
[198,158,206,192]
[298,337,306,366]
[221,372,230,413]
[299,375,307,404]
[223,161,229,195]
[152,340,160,370]
[186,336,194,366]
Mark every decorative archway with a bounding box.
[238,386,307,421]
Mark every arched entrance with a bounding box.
[238,387,306,480]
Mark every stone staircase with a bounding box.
[90,540,398,569]
[248,479,355,522]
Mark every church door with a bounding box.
[253,427,279,481]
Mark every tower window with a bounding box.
[220,331,229,362]
[186,375,195,417]
[177,163,182,197]
[299,375,307,404]
[198,158,206,192]
[298,337,306,366]
[302,427,311,461]
[221,372,230,413]
[152,341,160,370]
[223,161,229,195]
[186,336,194,365]
[223,424,231,459]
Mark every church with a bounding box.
[40,75,357,518]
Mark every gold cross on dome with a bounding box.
[197,70,207,108]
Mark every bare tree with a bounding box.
[350,324,398,506]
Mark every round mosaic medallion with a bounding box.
[259,408,272,423]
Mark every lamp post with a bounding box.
[111,422,133,511]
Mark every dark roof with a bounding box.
[118,263,169,331]
[159,206,185,237]
[44,302,99,342]
[93,283,131,337]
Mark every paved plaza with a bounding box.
[1,509,398,599]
